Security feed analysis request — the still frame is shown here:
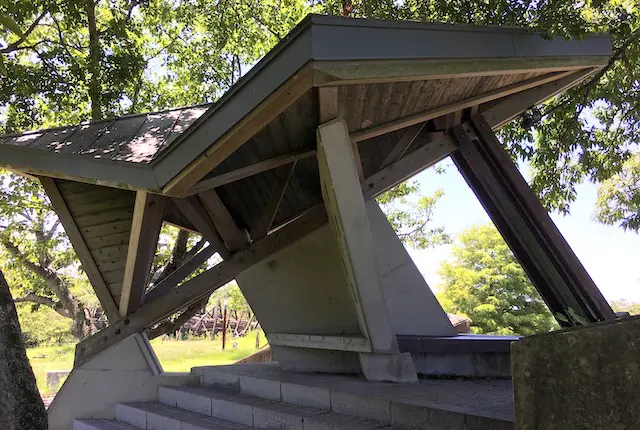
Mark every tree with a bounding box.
[0,171,101,339]
[438,224,556,335]
[595,152,640,231]
[0,269,47,430]
[377,182,450,248]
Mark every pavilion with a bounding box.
[0,14,616,429]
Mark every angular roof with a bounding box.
[0,14,610,193]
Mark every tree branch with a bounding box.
[44,219,61,241]
[1,238,52,282]
[14,292,71,318]
[0,10,48,54]
[0,237,77,316]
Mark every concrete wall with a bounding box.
[48,334,199,430]
[237,224,363,336]
[236,201,454,373]
[512,316,640,429]
[366,200,456,337]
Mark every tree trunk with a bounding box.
[0,269,48,430]
[86,0,102,120]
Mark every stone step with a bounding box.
[189,364,515,430]
[158,385,393,429]
[115,402,251,429]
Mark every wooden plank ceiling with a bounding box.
[56,180,136,304]
[204,70,549,232]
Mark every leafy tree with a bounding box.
[0,171,102,339]
[595,152,640,231]
[438,224,556,335]
[377,182,450,248]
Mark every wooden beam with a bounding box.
[350,70,577,143]
[251,162,297,240]
[39,177,120,322]
[266,333,372,353]
[74,205,328,367]
[450,119,614,326]
[174,196,230,259]
[317,118,399,354]
[312,58,609,87]
[379,123,426,169]
[147,295,210,340]
[163,64,313,197]
[318,86,338,123]
[362,133,458,199]
[143,244,217,304]
[199,190,247,251]
[470,115,615,321]
[319,86,364,180]
[119,192,167,317]
[185,149,315,196]
[481,68,596,130]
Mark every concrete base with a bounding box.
[412,351,511,378]
[512,316,640,429]
[48,333,199,430]
[358,352,418,383]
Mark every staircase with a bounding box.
[73,363,514,430]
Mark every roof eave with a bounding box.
[0,145,161,192]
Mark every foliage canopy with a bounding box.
[438,224,557,336]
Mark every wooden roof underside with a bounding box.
[0,15,612,318]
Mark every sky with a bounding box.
[405,160,640,303]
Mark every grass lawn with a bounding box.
[28,330,266,394]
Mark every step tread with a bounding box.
[74,419,141,430]
[117,402,251,429]
[159,386,398,429]
[164,385,324,415]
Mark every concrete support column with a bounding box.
[316,119,418,382]
[317,118,398,354]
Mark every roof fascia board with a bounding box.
[312,56,609,86]
[151,25,314,191]
[308,16,611,60]
[0,145,160,191]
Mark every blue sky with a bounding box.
[406,160,640,302]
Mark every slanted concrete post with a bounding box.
[316,118,418,382]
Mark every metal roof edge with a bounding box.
[307,14,610,38]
